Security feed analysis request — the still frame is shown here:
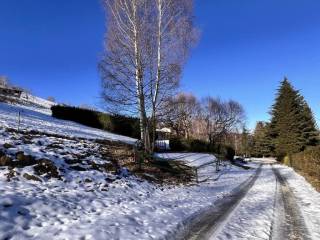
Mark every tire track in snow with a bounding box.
[271,167,312,240]
[177,164,262,240]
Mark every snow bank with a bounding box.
[276,165,320,240]
[155,152,217,168]
[0,102,136,144]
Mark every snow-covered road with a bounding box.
[182,162,320,240]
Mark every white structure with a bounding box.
[155,128,171,151]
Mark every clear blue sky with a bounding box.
[1,0,320,129]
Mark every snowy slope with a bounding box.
[155,152,219,182]
[155,152,217,168]
[20,92,55,110]
[0,102,136,144]
[0,124,256,239]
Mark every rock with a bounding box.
[5,169,17,182]
[0,198,13,208]
[70,165,86,171]
[84,178,92,183]
[103,162,117,173]
[23,173,42,182]
[34,159,60,179]
[15,152,36,167]
[0,155,12,166]
[3,143,13,149]
[17,208,29,216]
[105,177,116,183]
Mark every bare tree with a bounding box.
[0,76,10,87]
[163,93,199,139]
[100,0,197,152]
[47,96,56,103]
[149,0,197,149]
[201,97,245,145]
[100,0,151,150]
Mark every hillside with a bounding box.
[0,101,319,240]
[0,101,257,239]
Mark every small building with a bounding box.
[155,128,171,151]
[0,86,23,98]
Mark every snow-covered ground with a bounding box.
[276,165,320,240]
[0,102,136,144]
[0,102,319,240]
[0,162,254,240]
[155,152,217,168]
[155,152,219,182]
[208,163,320,240]
[20,92,55,110]
[0,102,256,239]
[215,165,276,240]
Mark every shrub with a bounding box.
[51,105,140,138]
[169,137,235,160]
[189,139,208,152]
[220,145,235,160]
[292,146,320,191]
[169,137,188,151]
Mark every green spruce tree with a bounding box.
[269,78,318,161]
[253,121,272,157]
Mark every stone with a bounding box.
[34,159,60,179]
[15,152,36,167]
[23,173,42,182]
[0,156,12,166]
[3,143,13,149]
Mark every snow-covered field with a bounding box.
[0,102,319,240]
[0,162,254,239]
[0,102,136,144]
[0,102,258,239]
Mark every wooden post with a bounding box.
[18,111,21,131]
[195,168,198,183]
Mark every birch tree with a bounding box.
[100,0,197,152]
[100,0,151,150]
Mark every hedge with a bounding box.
[169,137,235,160]
[291,146,320,191]
[51,105,140,139]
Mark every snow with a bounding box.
[0,166,256,240]
[155,152,220,182]
[214,165,276,240]
[155,152,217,168]
[0,125,256,239]
[0,101,258,240]
[275,164,320,240]
[20,93,55,110]
[0,102,136,144]
[0,101,319,239]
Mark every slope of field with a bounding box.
[0,102,136,144]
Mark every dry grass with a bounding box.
[292,146,320,192]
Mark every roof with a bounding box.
[156,128,172,133]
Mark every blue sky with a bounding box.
[1,0,320,129]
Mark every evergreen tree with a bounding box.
[300,100,319,147]
[239,127,251,157]
[253,121,272,157]
[269,78,318,160]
